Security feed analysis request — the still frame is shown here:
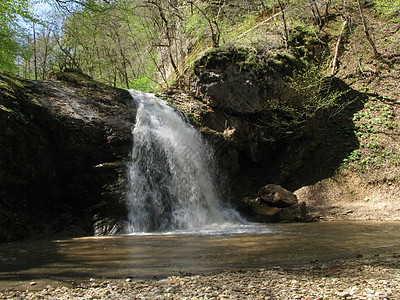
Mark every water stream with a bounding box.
[1,222,400,290]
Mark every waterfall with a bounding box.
[125,90,241,233]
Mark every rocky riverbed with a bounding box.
[1,256,399,299]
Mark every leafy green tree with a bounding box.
[0,0,32,72]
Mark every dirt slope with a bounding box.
[296,8,400,220]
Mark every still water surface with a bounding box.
[1,221,400,290]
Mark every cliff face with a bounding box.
[0,71,136,242]
[166,36,400,221]
[165,46,367,217]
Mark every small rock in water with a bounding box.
[125,278,131,282]
[89,278,96,282]
[30,282,37,286]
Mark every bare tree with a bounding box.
[187,0,221,47]
[324,0,331,17]
[356,0,380,58]
[147,1,179,71]
[33,22,38,80]
[310,1,324,29]
[277,0,288,49]
[258,0,267,11]
[331,16,349,75]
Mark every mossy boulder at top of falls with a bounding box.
[0,71,136,242]
[192,47,303,114]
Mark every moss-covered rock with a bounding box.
[193,46,303,114]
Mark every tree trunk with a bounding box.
[331,17,349,75]
[188,0,220,47]
[259,0,267,11]
[312,1,323,29]
[148,1,179,70]
[277,0,288,49]
[325,0,331,17]
[42,30,51,80]
[357,0,380,58]
[33,23,38,81]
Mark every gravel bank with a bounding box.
[1,256,399,299]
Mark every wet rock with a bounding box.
[93,217,127,236]
[247,202,280,222]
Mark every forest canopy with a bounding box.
[0,0,33,72]
[1,0,398,90]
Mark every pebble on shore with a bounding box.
[1,257,399,299]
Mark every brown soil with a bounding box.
[294,8,400,221]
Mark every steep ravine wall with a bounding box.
[165,46,374,220]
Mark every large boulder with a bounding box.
[276,202,308,222]
[257,184,298,208]
[244,184,313,222]
[167,48,303,186]
[193,47,301,114]
[0,71,136,241]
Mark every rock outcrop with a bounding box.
[0,71,135,241]
[167,45,363,220]
[193,47,301,114]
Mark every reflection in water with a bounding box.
[1,222,400,290]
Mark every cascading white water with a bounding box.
[126,90,241,233]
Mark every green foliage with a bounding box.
[343,97,400,171]
[285,64,350,130]
[131,77,157,93]
[0,0,32,73]
[0,28,20,72]
[0,0,31,23]
[258,61,354,141]
[184,4,210,40]
[288,25,324,61]
[374,0,400,20]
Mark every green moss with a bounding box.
[0,104,13,113]
[195,45,303,80]
[0,73,26,98]
[53,69,105,89]
[196,46,248,68]
[187,113,201,126]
